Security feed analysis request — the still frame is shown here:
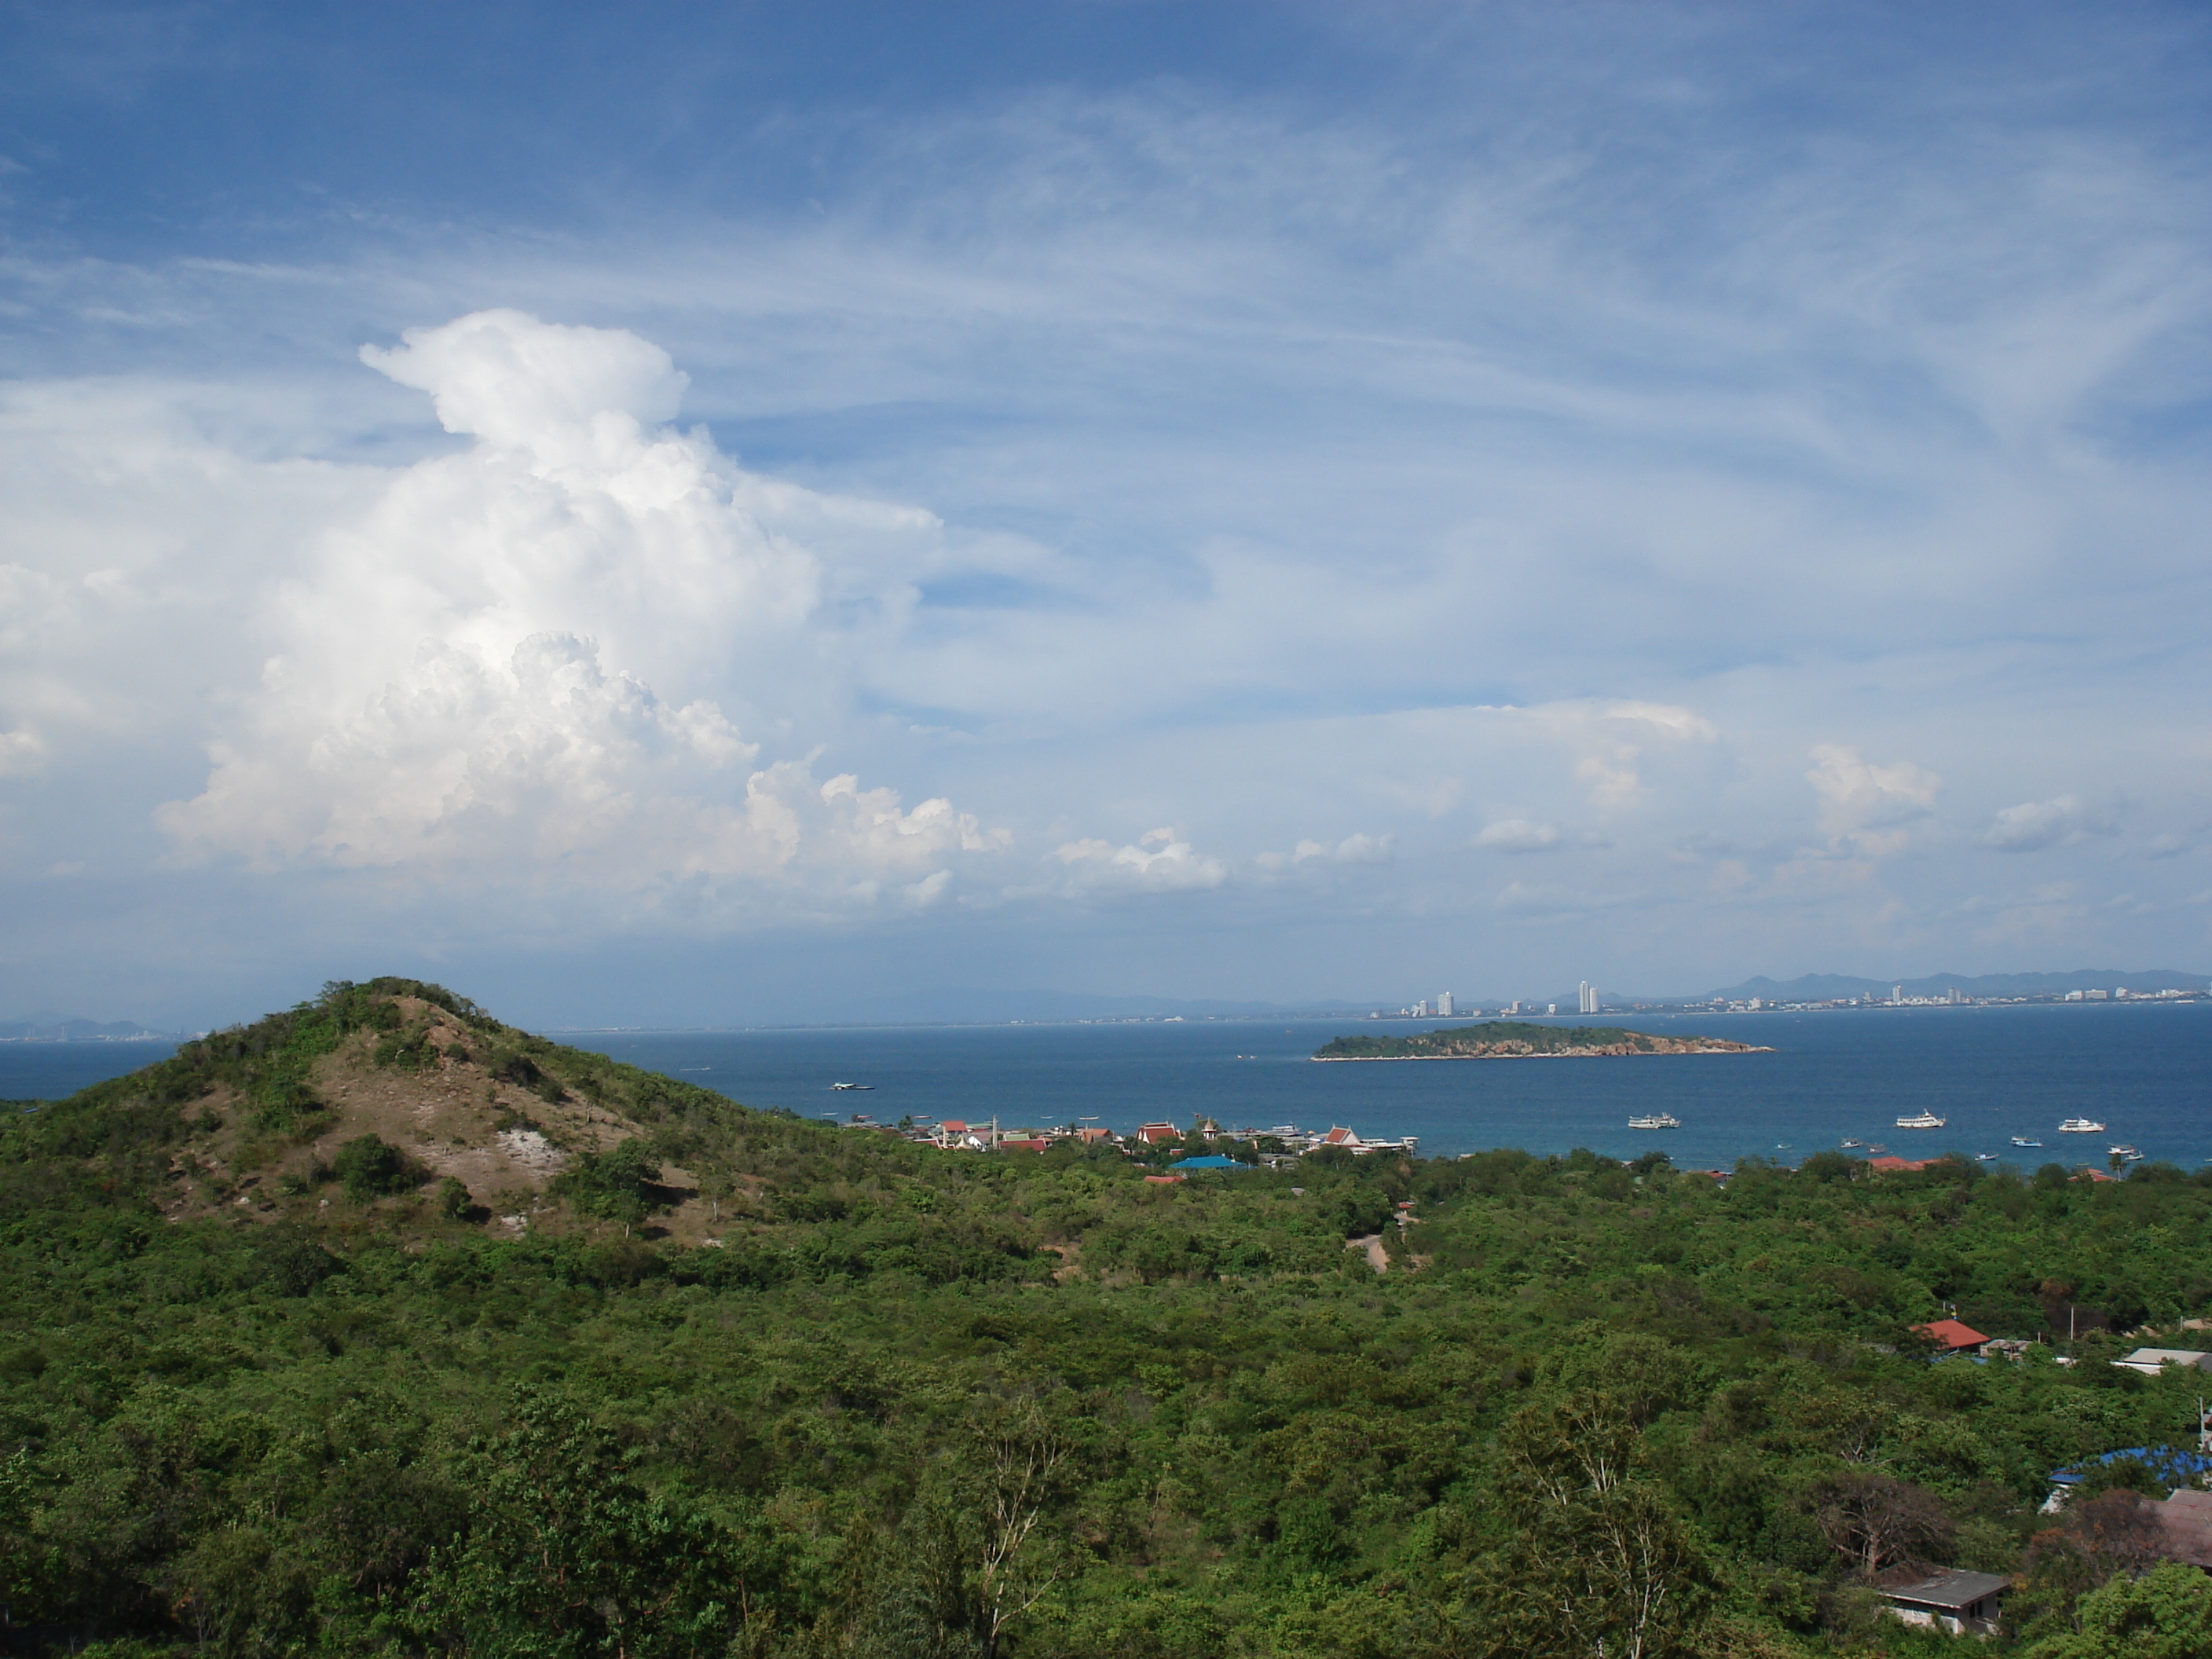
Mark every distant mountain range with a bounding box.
[1685,969,2210,1003]
[22,966,2211,1038]
[742,987,1380,1027]
[0,1016,171,1042]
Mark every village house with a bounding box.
[2113,1347,2212,1376]
[1911,1318,1990,1357]
[1878,1568,2008,1635]
[2043,1448,2212,1512]
[2148,1489,2212,1569]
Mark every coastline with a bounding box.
[1312,1046,1774,1062]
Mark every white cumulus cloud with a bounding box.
[156,310,1006,910]
[1476,819,1563,854]
[1806,743,1941,855]
[1053,828,1228,892]
[1978,795,2118,853]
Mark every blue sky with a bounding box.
[2,2,2210,1027]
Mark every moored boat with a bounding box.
[1895,1111,1946,1129]
[2057,1117,2105,1133]
[2011,1136,2042,1148]
[1627,1112,1681,1130]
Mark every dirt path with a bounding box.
[1346,1233,1390,1273]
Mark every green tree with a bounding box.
[557,1139,661,1227]
[2026,1561,2212,1657]
[334,1133,414,1201]
[408,1389,781,1659]
[437,1175,474,1221]
[1458,1392,1715,1659]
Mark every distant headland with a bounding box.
[1313,1020,1771,1060]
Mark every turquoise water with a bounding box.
[6,1002,2207,1169]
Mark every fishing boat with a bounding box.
[1627,1112,1681,1130]
[1866,1143,1888,1155]
[2109,1144,2144,1161]
[830,1082,875,1091]
[1975,1152,1998,1162]
[2057,1117,2105,1133]
[1840,1138,1863,1148]
[1895,1111,1946,1130]
[2011,1136,2042,1148]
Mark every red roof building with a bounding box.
[1913,1319,1990,1353]
[998,1137,1050,1153]
[1869,1155,1936,1174]
[1136,1122,1181,1144]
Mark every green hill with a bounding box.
[4,978,2210,1657]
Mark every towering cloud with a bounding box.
[159,312,1002,910]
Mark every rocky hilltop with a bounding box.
[41,976,771,1246]
[1313,1020,1769,1060]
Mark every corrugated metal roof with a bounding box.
[1881,1569,2009,1610]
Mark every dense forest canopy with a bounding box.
[2,979,2210,1657]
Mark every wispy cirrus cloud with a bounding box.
[3,5,2211,1021]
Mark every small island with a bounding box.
[1312,1020,1771,1060]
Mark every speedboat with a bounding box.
[1975,1152,1998,1162]
[2057,1117,2105,1133]
[1627,1112,1681,1130]
[830,1082,875,1091]
[1895,1111,1946,1130]
[2109,1144,2144,1161]
[1840,1138,1863,1148]
[2011,1137,2042,1148]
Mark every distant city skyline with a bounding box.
[2,4,2208,1031]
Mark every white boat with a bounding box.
[2011,1137,2042,1148]
[2057,1117,2105,1133]
[1627,1112,1681,1130]
[830,1082,875,1091]
[1976,1152,1998,1162]
[1895,1111,1946,1129]
[2109,1144,2144,1161]
[1840,1138,1863,1148]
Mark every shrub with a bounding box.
[437,1176,474,1221]
[335,1134,416,1202]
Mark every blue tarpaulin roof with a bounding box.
[2051,1446,2212,1486]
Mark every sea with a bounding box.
[5,1002,2208,1171]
